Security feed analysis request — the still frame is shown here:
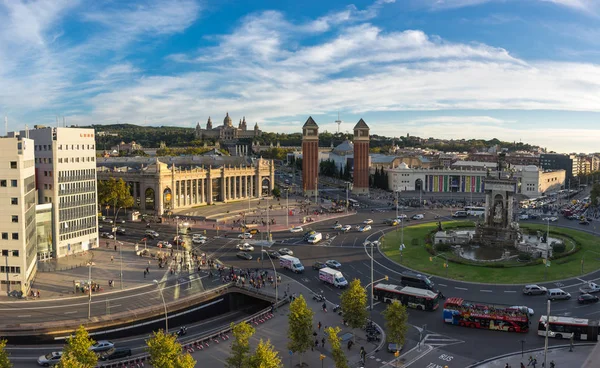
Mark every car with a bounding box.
[523,284,547,295]
[236,252,252,260]
[173,237,185,246]
[290,226,304,233]
[193,234,207,241]
[518,214,529,220]
[90,340,115,352]
[100,232,114,239]
[325,260,342,269]
[312,261,326,270]
[411,214,424,220]
[103,218,114,224]
[358,225,371,232]
[239,243,254,252]
[580,220,590,225]
[238,233,253,239]
[578,293,600,304]
[529,214,539,219]
[115,228,126,235]
[510,306,535,316]
[37,352,63,366]
[303,231,317,240]
[157,241,172,249]
[278,248,293,256]
[99,348,132,361]
[263,250,280,259]
[341,225,352,232]
[332,224,343,230]
[389,220,399,226]
[396,214,408,220]
[192,238,206,244]
[363,219,373,224]
[549,217,558,222]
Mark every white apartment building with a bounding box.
[0,136,37,294]
[11,127,98,258]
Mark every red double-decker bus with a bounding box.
[442,297,530,333]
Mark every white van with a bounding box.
[307,232,322,244]
[547,288,571,301]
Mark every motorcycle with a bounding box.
[176,326,188,336]
[312,293,325,302]
[332,304,341,313]
[366,333,381,342]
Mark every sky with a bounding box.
[1,0,600,153]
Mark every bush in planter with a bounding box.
[435,243,452,252]
[552,242,566,254]
[518,252,532,262]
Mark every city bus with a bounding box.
[464,206,485,216]
[373,283,441,311]
[538,315,599,341]
[443,297,529,333]
[347,199,360,208]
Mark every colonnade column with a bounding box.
[233,176,238,199]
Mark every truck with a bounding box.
[279,255,305,274]
[307,232,323,244]
[319,267,348,288]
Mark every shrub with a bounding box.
[518,252,532,262]
[552,242,566,254]
[435,243,452,252]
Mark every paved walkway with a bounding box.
[471,345,594,368]
[198,279,382,368]
[17,242,167,300]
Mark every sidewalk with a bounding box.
[19,243,167,300]
[470,345,594,368]
[196,279,382,368]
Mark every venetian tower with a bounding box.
[302,116,319,197]
[352,118,370,194]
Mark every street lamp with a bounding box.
[285,188,290,229]
[118,241,124,289]
[153,280,168,333]
[87,261,94,320]
[345,182,352,214]
[543,300,551,368]
[175,216,180,256]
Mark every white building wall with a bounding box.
[0,137,37,294]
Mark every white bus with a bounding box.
[538,315,599,341]
[373,283,441,311]
[464,206,485,216]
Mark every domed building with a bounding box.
[194,113,262,141]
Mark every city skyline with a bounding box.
[1,0,600,153]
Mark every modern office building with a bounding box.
[352,119,370,195]
[10,127,99,258]
[0,136,37,294]
[540,153,573,181]
[302,117,319,197]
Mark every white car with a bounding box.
[549,217,558,222]
[511,306,535,317]
[192,238,206,244]
[363,219,373,224]
[396,214,408,220]
[193,234,207,241]
[38,352,63,366]
[100,232,114,239]
[90,340,114,352]
[341,225,352,232]
[239,243,254,252]
[157,241,172,249]
[290,226,304,233]
[333,224,343,230]
[359,225,372,232]
[238,233,253,239]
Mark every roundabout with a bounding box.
[380,220,600,284]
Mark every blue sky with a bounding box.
[1,0,600,153]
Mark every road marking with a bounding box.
[504,290,517,293]
[17,315,31,318]
[438,283,447,287]
[480,289,493,293]
[64,311,77,314]
[455,287,468,291]
[111,304,121,308]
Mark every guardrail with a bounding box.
[97,297,287,368]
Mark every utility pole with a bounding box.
[543,301,551,368]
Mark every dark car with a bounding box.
[578,294,599,304]
[579,220,590,225]
[312,261,326,270]
[99,348,132,361]
[263,250,280,259]
[236,252,252,260]
[529,214,539,220]
[115,228,126,235]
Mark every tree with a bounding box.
[0,339,12,368]
[340,279,368,333]
[226,322,255,368]
[58,325,97,368]
[591,183,600,207]
[343,162,350,181]
[287,295,314,364]
[272,187,281,198]
[382,300,409,351]
[146,330,196,368]
[324,326,349,368]
[249,339,282,368]
[97,177,134,214]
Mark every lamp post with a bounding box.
[175,216,180,256]
[544,218,550,280]
[363,240,376,317]
[286,188,290,229]
[87,261,93,320]
[345,182,351,214]
[543,300,551,368]
[153,280,168,333]
[118,241,124,289]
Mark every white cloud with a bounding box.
[406,116,514,125]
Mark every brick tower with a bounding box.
[352,118,370,194]
[302,116,319,198]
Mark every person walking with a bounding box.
[321,337,325,347]
[318,321,322,331]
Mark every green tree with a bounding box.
[146,330,196,368]
[591,183,600,207]
[249,339,282,368]
[287,295,314,364]
[0,339,12,368]
[98,177,134,215]
[382,300,409,351]
[58,325,97,368]
[324,326,349,368]
[343,162,350,181]
[226,322,255,368]
[340,279,368,334]
[272,187,281,198]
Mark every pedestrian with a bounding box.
[318,321,322,331]
[315,338,319,349]
[146,267,149,274]
[321,337,325,347]
[114,245,117,251]
[532,358,537,368]
[528,357,533,367]
[505,364,511,368]
[143,270,147,278]
[521,363,525,368]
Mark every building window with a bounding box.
[11,215,18,223]
[11,233,18,240]
[10,198,17,205]
[44,184,48,189]
[48,184,52,190]
[12,250,18,257]
[10,161,17,169]
[1,233,7,240]
[10,180,17,187]
[0,180,6,187]
[44,171,48,176]
[58,158,62,163]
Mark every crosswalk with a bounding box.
[421,333,464,348]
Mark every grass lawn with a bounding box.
[381,221,600,284]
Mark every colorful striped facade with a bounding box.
[425,175,485,193]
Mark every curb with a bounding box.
[466,343,596,367]
[375,221,600,287]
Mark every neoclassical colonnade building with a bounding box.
[97,155,274,215]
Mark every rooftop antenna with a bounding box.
[63,116,65,127]
[25,124,29,139]
[335,112,342,133]
[4,116,7,137]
